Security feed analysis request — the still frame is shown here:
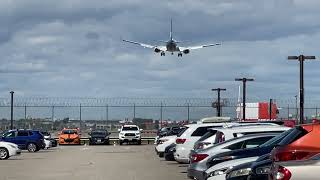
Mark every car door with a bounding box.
[2,131,17,144]
[16,131,30,148]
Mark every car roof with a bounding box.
[123,125,138,127]
[210,125,290,133]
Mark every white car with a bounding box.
[205,157,258,180]
[44,139,52,149]
[174,118,237,164]
[118,125,142,145]
[0,141,21,160]
[155,135,177,157]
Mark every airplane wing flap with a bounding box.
[181,43,221,50]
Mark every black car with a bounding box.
[89,130,110,145]
[247,156,272,180]
[225,154,270,180]
[164,143,176,161]
[206,128,295,169]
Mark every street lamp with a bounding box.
[10,91,14,130]
[288,55,316,124]
[235,78,254,121]
[211,88,226,117]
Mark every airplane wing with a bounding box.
[122,39,156,49]
[180,43,221,51]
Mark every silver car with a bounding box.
[270,154,320,180]
[187,133,279,180]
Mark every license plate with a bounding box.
[97,139,101,143]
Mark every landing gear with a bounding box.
[178,53,183,57]
[171,52,174,55]
[160,52,165,56]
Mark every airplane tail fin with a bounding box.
[170,18,173,41]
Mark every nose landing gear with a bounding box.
[160,52,165,56]
[178,53,183,57]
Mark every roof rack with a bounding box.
[198,116,232,124]
[223,122,280,128]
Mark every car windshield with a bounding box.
[91,131,107,136]
[122,126,138,131]
[277,126,308,146]
[62,130,78,134]
[259,128,293,147]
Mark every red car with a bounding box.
[269,124,320,180]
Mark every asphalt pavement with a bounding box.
[0,145,187,180]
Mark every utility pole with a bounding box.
[288,55,316,124]
[235,78,254,121]
[10,91,14,130]
[211,88,226,117]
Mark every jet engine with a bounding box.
[154,48,161,53]
[183,49,190,54]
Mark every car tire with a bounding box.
[137,140,142,145]
[119,141,123,145]
[0,148,9,160]
[27,143,37,152]
[106,140,110,145]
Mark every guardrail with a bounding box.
[54,137,156,145]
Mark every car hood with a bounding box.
[90,135,108,138]
[0,141,18,148]
[120,131,139,134]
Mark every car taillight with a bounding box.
[191,154,209,163]
[275,166,291,180]
[274,151,318,162]
[176,138,186,144]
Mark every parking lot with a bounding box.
[0,145,187,180]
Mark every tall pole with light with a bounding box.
[235,78,254,121]
[10,91,14,130]
[288,55,316,124]
[211,88,226,117]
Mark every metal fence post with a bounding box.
[24,104,27,121]
[51,106,55,121]
[79,104,82,129]
[160,102,163,129]
[133,103,136,120]
[187,103,190,123]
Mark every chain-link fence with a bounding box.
[0,97,320,131]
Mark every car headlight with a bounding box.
[256,166,270,175]
[119,133,124,136]
[227,168,251,178]
[213,156,234,161]
[208,167,231,177]
[135,133,140,136]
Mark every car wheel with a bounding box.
[119,141,123,145]
[137,140,142,145]
[27,143,37,152]
[0,148,9,160]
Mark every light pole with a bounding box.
[235,78,254,121]
[10,91,14,130]
[288,55,316,124]
[295,95,298,121]
[211,88,226,117]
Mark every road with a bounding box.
[0,145,188,180]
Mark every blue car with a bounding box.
[1,130,45,152]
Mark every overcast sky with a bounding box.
[1,0,320,102]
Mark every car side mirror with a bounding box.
[140,129,143,132]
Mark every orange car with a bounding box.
[58,128,81,145]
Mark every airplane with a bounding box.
[122,19,221,57]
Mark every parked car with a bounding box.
[89,129,111,145]
[156,135,177,157]
[58,128,81,145]
[164,143,176,161]
[41,131,57,147]
[174,119,237,163]
[270,124,320,163]
[205,128,295,170]
[247,157,272,180]
[193,123,287,151]
[1,129,45,152]
[118,125,142,145]
[270,153,320,180]
[205,157,257,180]
[188,133,279,180]
[0,141,21,160]
[155,126,185,145]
